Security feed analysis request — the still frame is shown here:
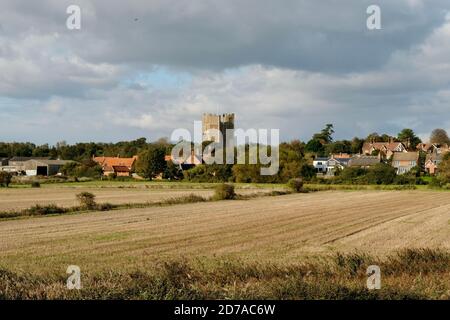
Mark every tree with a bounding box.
[397,128,421,150]
[76,192,96,209]
[437,153,450,185]
[366,133,393,143]
[350,137,365,154]
[135,145,167,180]
[163,161,183,180]
[325,140,352,155]
[313,124,334,144]
[299,163,316,180]
[430,129,450,145]
[305,139,325,154]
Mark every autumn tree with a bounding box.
[430,129,450,145]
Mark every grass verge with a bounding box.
[0,249,448,300]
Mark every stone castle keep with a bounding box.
[202,113,235,145]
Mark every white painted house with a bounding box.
[313,157,329,173]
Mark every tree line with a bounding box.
[1,126,450,186]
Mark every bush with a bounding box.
[287,178,304,193]
[394,174,416,185]
[213,183,236,200]
[76,192,96,209]
[96,202,116,211]
[366,163,397,185]
[0,171,12,187]
[164,194,207,205]
[24,204,66,216]
[31,181,41,188]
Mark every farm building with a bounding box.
[2,157,52,174]
[93,156,138,176]
[22,159,73,176]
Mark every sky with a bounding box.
[0,0,450,145]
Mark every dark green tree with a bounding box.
[397,128,421,150]
[135,145,167,180]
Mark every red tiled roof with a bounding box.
[363,142,404,152]
[93,156,137,171]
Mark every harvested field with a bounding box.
[0,187,272,211]
[0,190,449,274]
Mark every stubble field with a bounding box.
[1,187,449,299]
[0,189,449,273]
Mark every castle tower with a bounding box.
[202,113,235,146]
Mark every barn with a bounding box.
[23,159,73,176]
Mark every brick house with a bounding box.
[362,141,406,159]
[392,152,419,174]
[425,153,443,175]
[93,156,138,177]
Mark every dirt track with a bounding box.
[0,190,449,273]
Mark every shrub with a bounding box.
[97,203,115,211]
[366,163,397,185]
[213,183,236,200]
[394,174,415,185]
[76,192,96,209]
[0,171,12,187]
[287,178,304,193]
[164,194,207,205]
[25,204,66,216]
[31,181,41,188]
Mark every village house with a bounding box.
[417,143,450,155]
[93,156,138,177]
[416,143,435,153]
[392,152,419,175]
[434,144,450,155]
[313,154,353,175]
[347,155,381,168]
[425,153,443,175]
[362,141,407,159]
[312,157,328,173]
[325,157,349,176]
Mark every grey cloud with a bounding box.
[1,0,450,144]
